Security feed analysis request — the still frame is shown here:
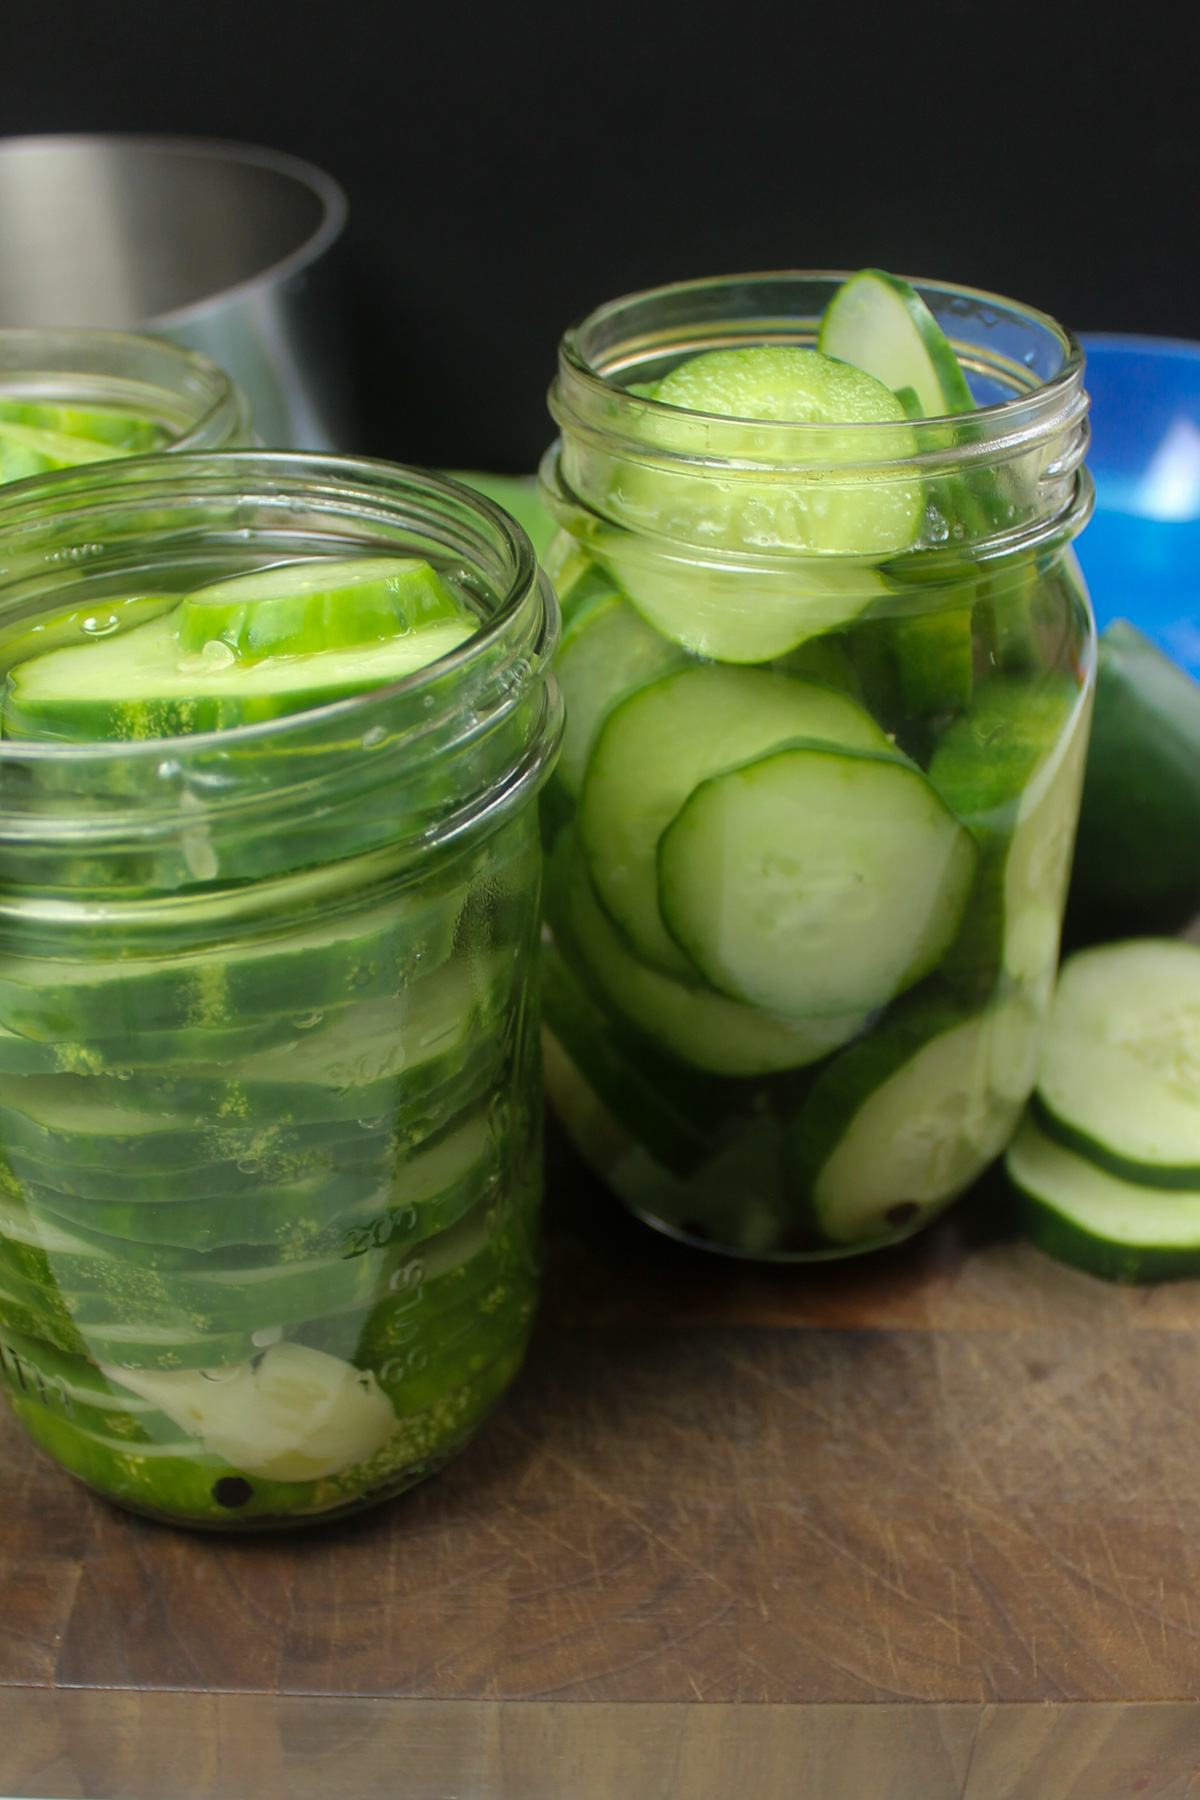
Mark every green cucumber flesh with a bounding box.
[174,557,473,659]
[929,677,1081,997]
[1035,940,1200,1186]
[558,832,867,1075]
[652,343,912,426]
[601,546,893,665]
[3,610,474,741]
[0,415,128,470]
[0,398,166,453]
[555,587,688,795]
[818,270,976,417]
[790,998,1019,1244]
[579,664,893,978]
[658,743,977,1017]
[1007,1111,1200,1283]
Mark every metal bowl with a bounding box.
[0,134,354,450]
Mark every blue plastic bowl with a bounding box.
[1075,333,1200,672]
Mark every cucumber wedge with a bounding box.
[1035,940,1200,1186]
[3,610,475,740]
[658,743,976,1017]
[555,832,866,1075]
[818,270,976,417]
[173,558,473,658]
[929,677,1080,997]
[789,998,1017,1244]
[579,665,892,978]
[555,587,688,795]
[1008,1111,1200,1283]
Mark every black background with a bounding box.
[3,1,1198,468]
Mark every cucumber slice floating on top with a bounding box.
[657,742,977,1017]
[818,270,976,417]
[653,342,916,426]
[3,611,476,740]
[1034,940,1200,1187]
[578,663,894,978]
[174,557,474,659]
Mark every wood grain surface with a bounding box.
[3,1116,1200,1797]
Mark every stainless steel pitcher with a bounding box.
[0,134,355,450]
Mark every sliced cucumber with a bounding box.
[652,342,915,426]
[0,887,460,1042]
[579,665,892,978]
[174,557,472,659]
[0,416,127,471]
[0,398,166,454]
[892,605,975,717]
[555,587,688,795]
[600,544,894,666]
[789,998,1015,1244]
[818,270,976,417]
[658,743,976,1017]
[928,677,1080,997]
[1008,1111,1200,1284]
[1034,940,1200,1186]
[3,609,475,741]
[556,832,866,1075]
[1066,621,1200,939]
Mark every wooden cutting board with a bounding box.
[3,1116,1199,1800]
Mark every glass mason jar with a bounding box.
[538,273,1095,1260]
[0,453,561,1527]
[0,327,250,481]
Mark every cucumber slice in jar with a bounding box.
[0,398,166,453]
[928,677,1080,998]
[578,664,893,978]
[1007,1111,1200,1284]
[818,270,977,417]
[3,611,475,740]
[556,832,867,1075]
[555,588,689,796]
[598,344,922,664]
[789,998,1015,1244]
[173,557,473,659]
[1034,940,1200,1186]
[658,743,977,1017]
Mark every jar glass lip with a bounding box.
[557,270,1085,440]
[0,324,250,450]
[0,451,544,766]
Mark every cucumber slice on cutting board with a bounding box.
[552,831,867,1075]
[789,997,1016,1244]
[1066,621,1200,940]
[1007,1111,1200,1284]
[579,664,893,978]
[3,610,474,741]
[658,742,976,1017]
[174,557,473,658]
[818,270,977,417]
[555,586,688,796]
[1034,940,1200,1186]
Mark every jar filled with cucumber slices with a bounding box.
[539,271,1095,1260]
[0,328,250,479]
[0,454,561,1527]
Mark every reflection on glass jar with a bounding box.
[538,273,1095,1261]
[0,454,561,1527]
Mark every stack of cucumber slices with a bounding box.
[0,397,167,484]
[1007,940,1200,1282]
[541,270,1091,1253]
